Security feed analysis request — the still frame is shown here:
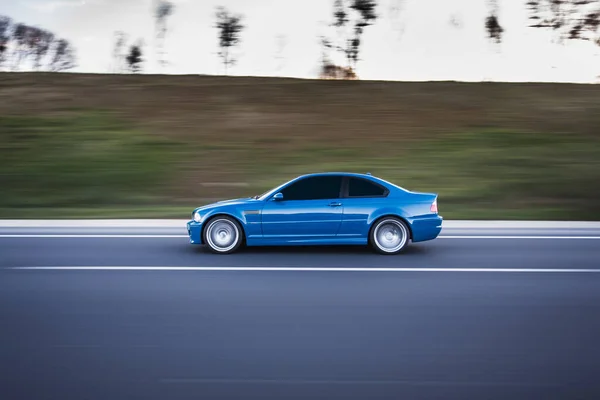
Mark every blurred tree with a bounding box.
[319,35,332,70]
[214,6,244,75]
[32,29,55,70]
[12,23,32,70]
[126,41,144,73]
[526,0,600,45]
[0,16,11,70]
[319,63,358,79]
[485,0,504,44]
[319,34,358,79]
[326,0,378,71]
[0,16,76,72]
[154,0,175,69]
[333,0,349,28]
[111,31,128,73]
[49,39,76,72]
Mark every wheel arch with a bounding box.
[201,212,248,245]
[368,214,413,241]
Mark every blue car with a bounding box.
[187,172,442,255]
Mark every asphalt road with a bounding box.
[1,224,600,399]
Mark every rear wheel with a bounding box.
[202,216,243,254]
[370,217,410,255]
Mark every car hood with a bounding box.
[193,197,259,213]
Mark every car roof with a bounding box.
[292,172,407,193]
[296,172,375,179]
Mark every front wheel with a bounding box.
[369,217,410,255]
[202,216,243,254]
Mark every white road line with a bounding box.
[158,377,556,387]
[1,234,600,239]
[6,266,600,273]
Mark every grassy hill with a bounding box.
[1,72,599,219]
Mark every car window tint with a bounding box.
[348,177,386,197]
[281,176,342,200]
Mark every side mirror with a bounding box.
[273,192,284,201]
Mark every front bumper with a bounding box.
[187,221,203,245]
[410,215,443,242]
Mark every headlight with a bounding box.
[193,211,202,222]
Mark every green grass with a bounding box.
[0,73,599,220]
[0,112,183,210]
[242,129,600,220]
[0,206,193,219]
[390,129,600,220]
[1,113,598,220]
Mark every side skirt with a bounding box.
[246,237,368,247]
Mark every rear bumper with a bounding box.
[187,221,203,245]
[409,215,443,242]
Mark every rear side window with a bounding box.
[281,176,343,200]
[347,178,387,197]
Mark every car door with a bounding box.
[337,176,390,239]
[261,175,344,239]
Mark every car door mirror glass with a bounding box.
[273,192,284,201]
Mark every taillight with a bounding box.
[430,198,438,213]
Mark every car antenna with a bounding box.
[366,172,372,175]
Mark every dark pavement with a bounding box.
[1,236,600,269]
[1,232,600,399]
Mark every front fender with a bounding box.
[201,207,249,226]
[199,205,263,241]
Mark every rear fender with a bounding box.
[367,206,411,226]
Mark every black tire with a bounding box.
[202,215,244,254]
[369,217,410,255]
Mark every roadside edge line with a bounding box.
[6,266,600,273]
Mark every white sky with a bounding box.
[3,0,600,82]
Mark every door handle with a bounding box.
[328,202,342,207]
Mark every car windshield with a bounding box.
[255,177,297,201]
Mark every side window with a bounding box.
[347,177,387,197]
[281,176,343,201]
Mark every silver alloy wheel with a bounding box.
[373,219,408,253]
[205,218,240,253]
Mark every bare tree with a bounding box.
[32,29,55,70]
[10,24,49,71]
[485,0,504,44]
[154,0,175,69]
[0,16,77,72]
[319,35,332,72]
[214,6,244,75]
[126,40,144,73]
[526,1,600,78]
[0,15,11,70]
[49,38,76,72]
[112,31,128,73]
[325,0,378,71]
[526,0,600,44]
[319,34,358,80]
[319,63,358,80]
[12,23,32,70]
